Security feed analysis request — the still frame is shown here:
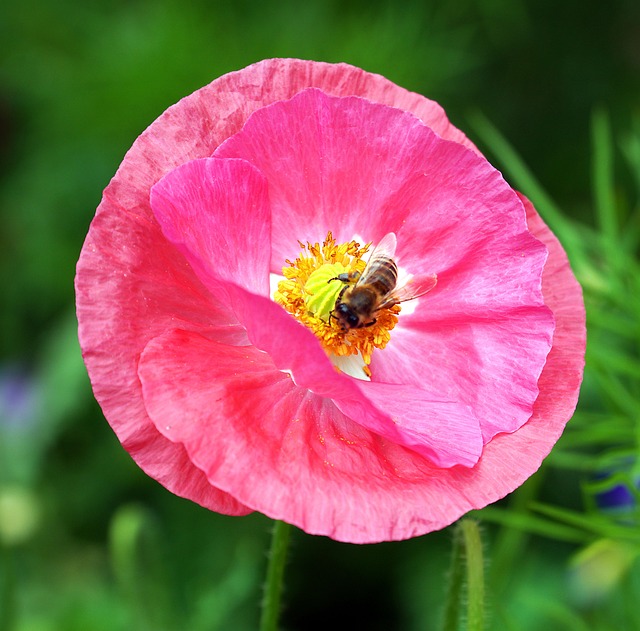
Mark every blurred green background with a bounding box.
[1,0,639,629]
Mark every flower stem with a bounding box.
[441,519,485,631]
[461,520,485,631]
[260,520,293,631]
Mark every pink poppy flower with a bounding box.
[76,59,585,543]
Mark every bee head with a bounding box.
[333,303,362,330]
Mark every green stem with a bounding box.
[442,522,465,631]
[260,520,293,631]
[461,520,485,631]
[442,519,485,631]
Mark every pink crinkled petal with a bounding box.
[378,154,555,441]
[431,198,586,525]
[339,381,483,467]
[214,88,445,264]
[371,314,552,442]
[138,329,475,542]
[102,59,473,227]
[75,204,251,516]
[150,157,271,298]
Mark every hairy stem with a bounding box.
[260,520,293,631]
[442,519,485,631]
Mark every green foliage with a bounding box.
[1,0,639,629]
[471,105,640,631]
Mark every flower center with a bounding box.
[274,232,401,377]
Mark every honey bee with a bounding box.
[329,232,437,330]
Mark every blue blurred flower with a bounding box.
[0,365,40,432]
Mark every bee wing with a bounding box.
[358,232,397,285]
[377,273,438,310]
[367,232,397,260]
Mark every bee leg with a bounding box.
[363,318,377,328]
[329,311,347,331]
[327,271,360,284]
[327,272,350,284]
[334,285,348,302]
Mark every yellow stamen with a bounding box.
[274,232,400,374]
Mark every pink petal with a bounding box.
[138,329,479,542]
[75,204,250,515]
[372,313,552,442]
[150,157,271,298]
[214,88,446,265]
[433,198,586,521]
[341,381,483,467]
[370,129,556,443]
